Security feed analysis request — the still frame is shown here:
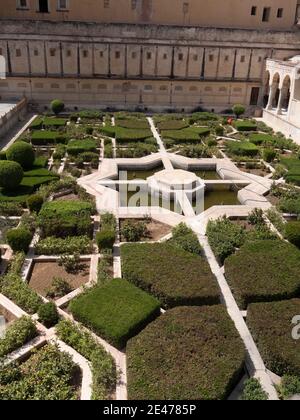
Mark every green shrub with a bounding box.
[285,222,300,248]
[43,117,67,127]
[249,133,274,145]
[38,200,93,238]
[6,228,32,253]
[157,120,189,131]
[227,141,259,157]
[171,223,202,255]
[262,148,277,163]
[121,221,148,242]
[26,194,43,213]
[0,161,23,190]
[46,277,72,299]
[96,230,115,251]
[38,303,59,328]
[0,317,37,358]
[0,344,77,400]
[116,118,149,130]
[31,131,66,146]
[225,240,300,309]
[50,99,65,115]
[278,376,300,400]
[234,120,257,132]
[207,217,246,264]
[247,299,300,376]
[241,378,268,401]
[127,305,245,400]
[162,127,210,143]
[69,279,160,349]
[67,139,98,156]
[121,243,219,308]
[215,125,224,136]
[6,142,35,170]
[0,202,23,216]
[0,274,42,314]
[35,235,93,255]
[56,320,116,400]
[232,104,245,118]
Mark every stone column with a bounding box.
[266,85,275,110]
[276,88,284,115]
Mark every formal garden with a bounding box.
[0,100,299,400]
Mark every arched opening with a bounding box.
[272,73,281,109]
[281,75,291,112]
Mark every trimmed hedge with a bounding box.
[234,120,257,132]
[115,119,149,130]
[0,317,37,358]
[96,230,115,251]
[157,120,189,131]
[127,305,245,400]
[69,279,161,349]
[121,243,220,308]
[31,131,67,145]
[38,200,94,238]
[161,127,210,143]
[226,141,259,157]
[100,126,152,143]
[225,240,300,309]
[247,299,300,376]
[0,161,23,190]
[6,142,35,170]
[67,139,98,156]
[249,133,275,145]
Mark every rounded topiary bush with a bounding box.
[285,222,300,248]
[51,99,65,116]
[6,228,32,253]
[6,141,35,170]
[38,302,59,328]
[27,194,44,214]
[96,230,115,251]
[0,161,23,190]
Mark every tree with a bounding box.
[0,161,23,190]
[232,104,246,119]
[6,141,35,170]
[51,99,65,115]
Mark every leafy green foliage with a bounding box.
[26,194,44,213]
[50,99,65,115]
[225,240,300,309]
[6,228,32,253]
[0,161,23,190]
[285,222,300,248]
[241,378,268,400]
[6,142,35,170]
[207,217,246,264]
[35,235,93,255]
[96,230,115,251]
[56,320,116,400]
[247,299,300,376]
[227,141,259,157]
[67,139,98,156]
[162,127,210,143]
[232,104,245,118]
[278,376,300,400]
[0,317,37,358]
[38,302,59,328]
[0,274,43,314]
[69,279,160,349]
[121,243,219,308]
[234,120,257,132]
[127,305,245,400]
[171,223,202,255]
[46,277,73,299]
[121,220,148,242]
[0,344,78,400]
[38,200,93,238]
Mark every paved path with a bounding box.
[0,113,36,150]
